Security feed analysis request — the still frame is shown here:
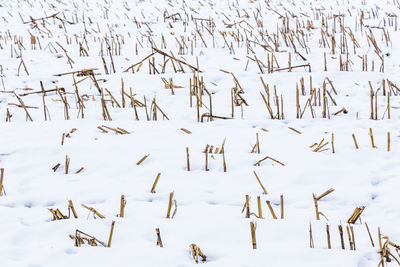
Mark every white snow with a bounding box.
[0,0,399,266]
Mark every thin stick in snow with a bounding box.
[150,173,161,193]
[186,147,190,171]
[156,228,163,247]
[253,171,268,194]
[265,200,277,219]
[137,154,150,165]
[120,195,126,218]
[190,244,206,263]
[0,168,4,196]
[347,206,365,224]
[365,222,375,247]
[309,223,314,248]
[369,128,376,148]
[338,225,345,249]
[257,196,263,219]
[68,200,78,219]
[250,221,257,249]
[326,224,331,249]
[81,204,105,219]
[107,221,115,247]
[166,192,174,218]
[352,133,359,149]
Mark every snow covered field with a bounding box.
[0,0,400,266]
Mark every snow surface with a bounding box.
[0,0,400,266]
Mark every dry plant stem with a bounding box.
[280,195,284,219]
[266,200,277,219]
[68,200,78,218]
[387,132,390,152]
[222,148,227,172]
[81,204,105,219]
[256,133,260,153]
[257,196,263,218]
[313,194,320,220]
[369,128,376,148]
[205,144,209,171]
[120,195,126,218]
[186,147,190,171]
[309,223,314,248]
[378,227,384,266]
[0,168,4,196]
[288,127,302,134]
[348,206,365,224]
[166,192,174,218]
[180,128,192,134]
[326,224,332,249]
[40,81,47,121]
[150,173,161,193]
[245,195,250,218]
[253,171,268,194]
[352,134,359,149]
[316,188,335,200]
[338,225,345,249]
[136,154,150,165]
[107,221,115,247]
[13,92,33,121]
[365,222,375,247]
[156,228,163,247]
[65,155,70,174]
[189,244,207,263]
[346,225,354,250]
[254,155,285,166]
[250,221,257,249]
[350,225,356,250]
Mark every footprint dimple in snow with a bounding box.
[371,180,380,186]
[65,248,77,255]
[46,201,56,206]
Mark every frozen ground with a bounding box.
[0,0,400,266]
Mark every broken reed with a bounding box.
[250,221,257,249]
[68,200,78,218]
[107,221,115,247]
[308,223,364,251]
[50,200,78,220]
[326,224,331,249]
[166,192,174,218]
[186,147,190,171]
[253,171,268,194]
[313,188,334,220]
[265,200,278,219]
[71,220,115,248]
[156,228,163,247]
[81,203,105,219]
[150,173,161,193]
[369,128,376,148]
[136,154,149,165]
[0,168,4,196]
[120,195,126,218]
[257,196,263,218]
[352,133,359,149]
[348,206,365,224]
[190,244,207,264]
